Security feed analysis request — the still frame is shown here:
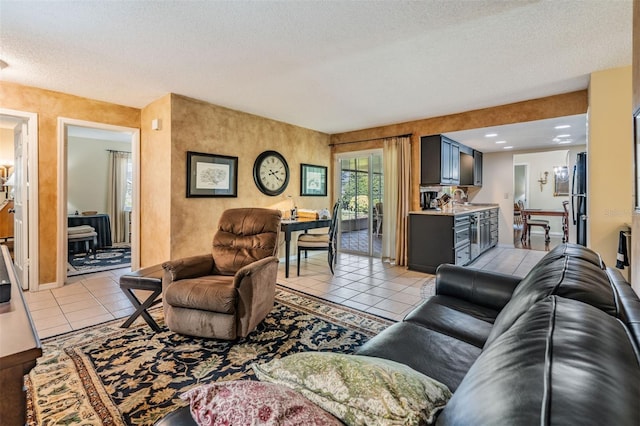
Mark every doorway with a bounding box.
[336,151,383,257]
[0,109,38,291]
[57,118,140,286]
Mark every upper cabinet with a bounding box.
[473,150,483,186]
[420,135,460,185]
[421,134,482,187]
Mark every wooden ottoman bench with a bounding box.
[119,264,163,332]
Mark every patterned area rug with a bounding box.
[68,245,131,276]
[26,287,393,426]
[421,274,436,299]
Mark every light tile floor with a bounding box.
[24,245,547,339]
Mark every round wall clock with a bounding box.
[253,150,290,196]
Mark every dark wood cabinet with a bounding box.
[421,135,482,187]
[0,246,42,426]
[408,213,471,273]
[420,135,460,185]
[408,207,499,274]
[473,150,483,186]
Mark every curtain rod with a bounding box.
[329,133,412,146]
[106,149,131,154]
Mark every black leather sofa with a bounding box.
[157,244,640,425]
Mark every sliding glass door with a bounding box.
[337,151,383,257]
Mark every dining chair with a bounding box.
[519,200,551,243]
[561,200,569,243]
[513,202,523,228]
[374,202,383,236]
[297,202,340,276]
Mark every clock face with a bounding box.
[253,150,290,196]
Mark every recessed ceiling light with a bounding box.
[503,146,513,150]
[556,134,571,138]
[495,140,506,144]
[485,133,498,138]
[558,141,572,144]
[554,125,571,129]
[553,138,561,142]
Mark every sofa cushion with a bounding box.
[164,276,236,313]
[485,254,617,347]
[180,380,342,426]
[404,295,497,348]
[355,321,481,392]
[437,296,640,426]
[253,352,451,426]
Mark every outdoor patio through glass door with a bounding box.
[337,152,383,257]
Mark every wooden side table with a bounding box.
[0,245,42,426]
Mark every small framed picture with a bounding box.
[300,163,327,196]
[187,151,238,197]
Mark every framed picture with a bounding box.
[553,165,569,196]
[300,163,327,196]
[187,151,238,197]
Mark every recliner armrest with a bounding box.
[162,254,214,282]
[234,256,279,285]
[436,264,522,311]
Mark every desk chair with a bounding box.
[519,200,550,243]
[297,202,340,276]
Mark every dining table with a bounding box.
[521,208,569,243]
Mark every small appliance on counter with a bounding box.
[421,191,439,210]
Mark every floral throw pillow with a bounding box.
[179,380,342,426]
[252,352,452,426]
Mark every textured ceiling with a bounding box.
[0,1,632,135]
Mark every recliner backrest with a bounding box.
[212,208,282,275]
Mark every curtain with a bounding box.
[382,136,411,265]
[107,151,130,244]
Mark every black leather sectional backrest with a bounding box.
[484,244,617,348]
[438,296,640,426]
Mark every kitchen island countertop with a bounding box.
[410,203,499,216]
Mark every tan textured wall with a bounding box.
[331,91,588,212]
[589,67,633,279]
[140,95,172,266]
[0,82,140,284]
[169,94,331,260]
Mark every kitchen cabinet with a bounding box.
[420,135,460,185]
[421,135,483,187]
[408,212,471,273]
[473,150,483,186]
[408,207,499,274]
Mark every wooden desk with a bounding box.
[522,208,569,243]
[0,245,42,426]
[281,218,331,278]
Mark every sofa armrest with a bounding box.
[162,254,214,282]
[436,264,522,311]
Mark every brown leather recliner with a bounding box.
[162,208,281,339]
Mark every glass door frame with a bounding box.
[334,149,383,257]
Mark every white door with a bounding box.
[13,122,28,289]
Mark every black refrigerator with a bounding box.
[571,152,587,246]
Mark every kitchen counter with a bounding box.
[410,203,500,216]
